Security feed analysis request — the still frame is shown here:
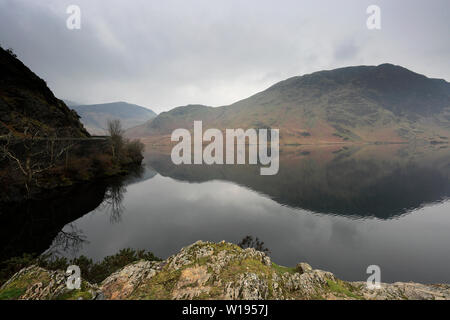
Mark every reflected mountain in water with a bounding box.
[145,144,450,219]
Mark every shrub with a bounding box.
[123,139,145,164]
[0,248,161,287]
[91,153,114,175]
[38,248,161,284]
[65,157,93,180]
[0,254,37,286]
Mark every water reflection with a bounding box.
[0,166,147,261]
[2,144,450,283]
[145,144,450,219]
[100,183,127,224]
[45,224,88,257]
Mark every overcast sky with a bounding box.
[0,0,449,113]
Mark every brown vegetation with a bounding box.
[0,120,144,202]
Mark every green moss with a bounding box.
[54,282,93,300]
[0,287,26,300]
[326,279,363,300]
[0,268,50,300]
[131,268,182,299]
[271,262,296,275]
[220,258,272,283]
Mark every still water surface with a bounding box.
[4,144,450,283]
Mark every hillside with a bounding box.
[127,64,450,145]
[0,47,89,138]
[0,48,145,202]
[72,102,156,135]
[1,241,449,300]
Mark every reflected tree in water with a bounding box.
[45,223,88,257]
[100,182,126,224]
[238,235,270,254]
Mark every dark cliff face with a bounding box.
[0,47,89,138]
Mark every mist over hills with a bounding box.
[127,64,450,144]
[71,102,157,135]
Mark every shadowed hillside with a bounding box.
[0,47,89,138]
[0,47,145,202]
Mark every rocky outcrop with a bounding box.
[0,265,102,300]
[1,241,449,300]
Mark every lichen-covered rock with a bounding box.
[0,265,101,300]
[101,260,160,300]
[172,265,212,299]
[2,242,450,300]
[352,281,450,300]
[296,262,312,274]
[224,272,269,299]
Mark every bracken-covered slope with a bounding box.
[72,102,157,135]
[127,64,450,144]
[1,241,449,300]
[0,47,89,138]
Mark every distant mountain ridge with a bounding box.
[72,102,157,135]
[127,64,450,144]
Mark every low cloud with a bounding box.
[0,0,449,112]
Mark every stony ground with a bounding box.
[1,241,449,300]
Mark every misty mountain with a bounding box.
[72,102,157,135]
[127,64,450,144]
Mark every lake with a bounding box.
[2,143,449,283]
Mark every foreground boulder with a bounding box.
[1,241,449,300]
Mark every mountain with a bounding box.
[72,102,157,135]
[127,64,450,144]
[0,47,89,138]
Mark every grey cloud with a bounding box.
[0,0,449,113]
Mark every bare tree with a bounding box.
[0,129,74,195]
[107,119,124,160]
